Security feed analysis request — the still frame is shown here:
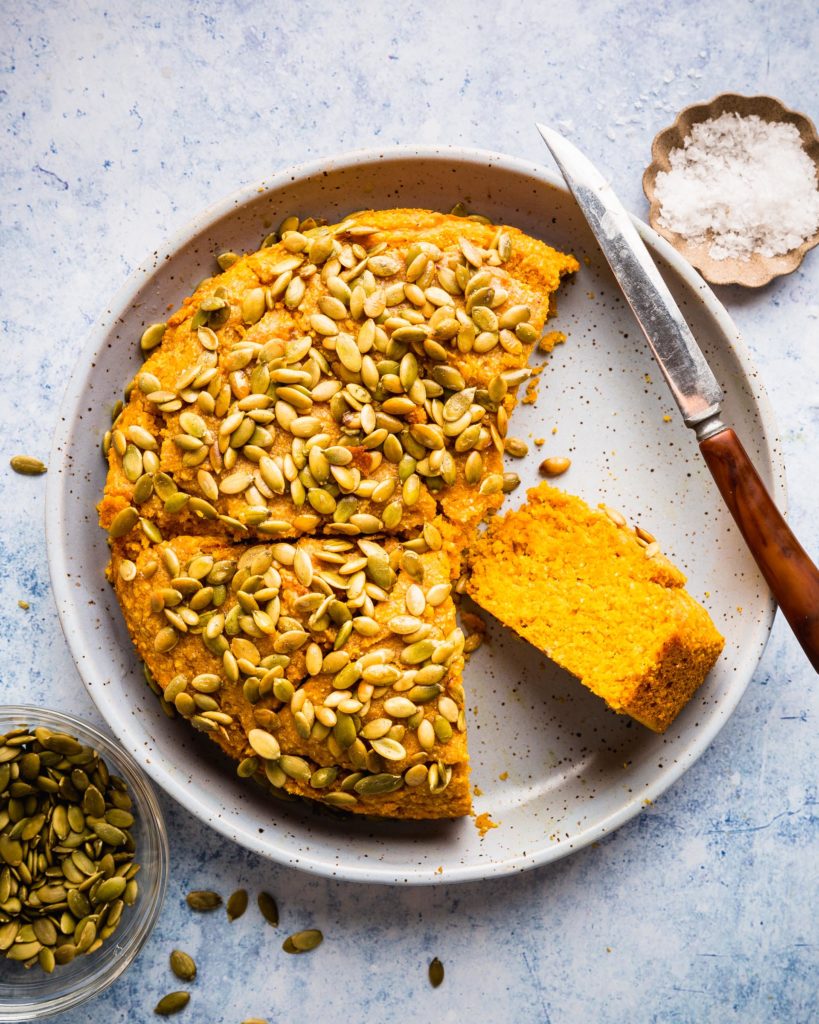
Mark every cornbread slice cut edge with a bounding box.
[465,483,725,733]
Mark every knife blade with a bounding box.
[536,122,724,434]
[536,122,819,671]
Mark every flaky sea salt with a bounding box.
[654,112,819,261]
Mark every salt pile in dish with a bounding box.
[655,112,819,261]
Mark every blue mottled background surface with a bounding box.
[2,1,818,1021]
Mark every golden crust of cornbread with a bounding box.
[110,525,471,818]
[466,483,725,733]
[99,209,578,547]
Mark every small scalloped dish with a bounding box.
[643,93,819,287]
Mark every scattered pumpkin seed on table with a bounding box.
[429,956,445,987]
[9,455,47,476]
[169,948,197,981]
[282,928,323,954]
[154,990,191,1015]
[257,890,279,926]
[186,889,222,911]
[227,887,249,921]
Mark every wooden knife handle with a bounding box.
[700,428,819,672]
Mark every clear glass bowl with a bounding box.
[0,706,169,1021]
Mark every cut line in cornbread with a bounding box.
[466,483,724,732]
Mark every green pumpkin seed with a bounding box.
[0,922,19,950]
[323,791,358,808]
[242,287,267,325]
[155,991,191,1015]
[282,928,323,953]
[226,888,249,921]
[370,737,406,761]
[7,940,43,961]
[464,450,483,485]
[310,766,339,789]
[402,473,421,507]
[170,949,197,981]
[257,891,279,926]
[132,473,154,504]
[186,890,222,912]
[91,820,126,846]
[32,918,57,947]
[153,472,178,501]
[216,251,239,271]
[504,436,528,458]
[478,471,504,495]
[383,696,418,718]
[354,773,403,796]
[407,684,442,704]
[122,444,144,482]
[400,639,436,665]
[515,321,538,344]
[38,946,56,973]
[404,763,429,787]
[488,374,508,403]
[433,716,453,742]
[278,755,311,784]
[93,876,127,904]
[108,506,139,538]
[429,956,445,987]
[140,322,167,352]
[247,729,281,761]
[119,559,138,582]
[309,234,335,265]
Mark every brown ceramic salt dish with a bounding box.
[643,93,819,287]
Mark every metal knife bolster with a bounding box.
[536,124,724,435]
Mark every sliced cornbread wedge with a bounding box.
[110,523,471,818]
[100,208,578,547]
[466,483,724,732]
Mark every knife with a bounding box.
[536,122,819,672]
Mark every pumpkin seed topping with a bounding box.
[109,210,544,537]
[106,209,566,817]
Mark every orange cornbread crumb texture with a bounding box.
[474,812,499,837]
[466,483,724,732]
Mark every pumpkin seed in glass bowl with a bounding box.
[0,706,168,1022]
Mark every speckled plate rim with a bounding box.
[46,145,783,884]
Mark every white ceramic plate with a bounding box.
[47,147,782,885]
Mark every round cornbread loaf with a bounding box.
[100,208,579,818]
